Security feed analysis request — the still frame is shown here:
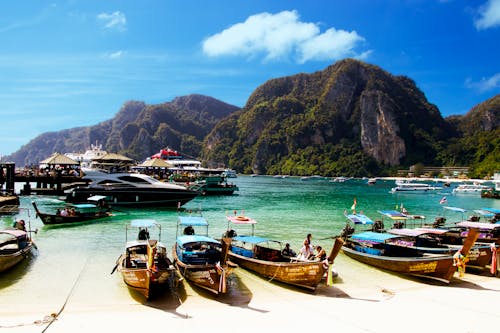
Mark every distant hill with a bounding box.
[6,94,240,166]
[442,94,499,177]
[202,59,457,176]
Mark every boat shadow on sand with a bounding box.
[126,281,190,318]
[0,250,37,291]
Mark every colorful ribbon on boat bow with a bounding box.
[453,249,468,278]
[490,243,498,276]
[216,261,226,293]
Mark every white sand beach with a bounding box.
[2,254,499,333]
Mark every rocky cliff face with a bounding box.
[203,59,450,175]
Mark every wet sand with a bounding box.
[2,254,499,333]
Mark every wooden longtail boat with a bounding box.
[224,213,343,290]
[342,227,480,284]
[386,227,495,271]
[0,228,34,272]
[32,198,112,225]
[229,235,343,290]
[173,216,235,295]
[113,219,178,300]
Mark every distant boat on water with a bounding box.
[391,180,442,193]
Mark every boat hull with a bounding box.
[172,246,233,295]
[228,251,326,290]
[66,187,198,207]
[117,255,176,300]
[342,245,456,283]
[0,244,33,273]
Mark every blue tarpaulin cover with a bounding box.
[378,210,408,220]
[177,216,209,226]
[232,235,271,244]
[346,214,374,224]
[131,219,156,228]
[351,231,399,243]
[177,235,219,245]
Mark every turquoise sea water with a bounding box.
[1,176,499,309]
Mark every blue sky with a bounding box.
[1,0,499,156]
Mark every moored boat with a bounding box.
[391,180,442,193]
[0,228,35,272]
[32,196,113,225]
[453,183,492,195]
[224,213,343,290]
[342,227,480,283]
[113,219,178,300]
[66,168,199,208]
[173,216,235,295]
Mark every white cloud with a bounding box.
[465,73,500,92]
[97,11,126,31]
[202,10,367,63]
[475,0,500,30]
[106,50,124,59]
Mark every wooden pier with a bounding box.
[1,163,90,196]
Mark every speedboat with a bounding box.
[391,180,442,193]
[65,168,199,207]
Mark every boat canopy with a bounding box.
[378,210,408,220]
[87,195,107,202]
[473,210,495,218]
[346,214,374,225]
[177,235,219,246]
[456,221,500,230]
[226,215,257,225]
[482,208,500,214]
[131,219,157,228]
[413,227,449,235]
[71,203,98,209]
[178,216,208,227]
[351,231,399,243]
[443,206,467,213]
[0,229,27,239]
[232,235,272,244]
[388,228,448,237]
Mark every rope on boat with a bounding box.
[268,264,282,282]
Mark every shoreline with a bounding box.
[2,258,499,333]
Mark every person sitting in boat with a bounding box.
[138,228,149,240]
[60,208,69,217]
[281,243,296,258]
[315,246,327,261]
[13,219,26,231]
[183,226,195,235]
[297,239,314,260]
[56,208,61,216]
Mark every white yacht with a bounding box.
[65,168,199,207]
[65,142,107,168]
[391,180,442,193]
[452,183,492,195]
